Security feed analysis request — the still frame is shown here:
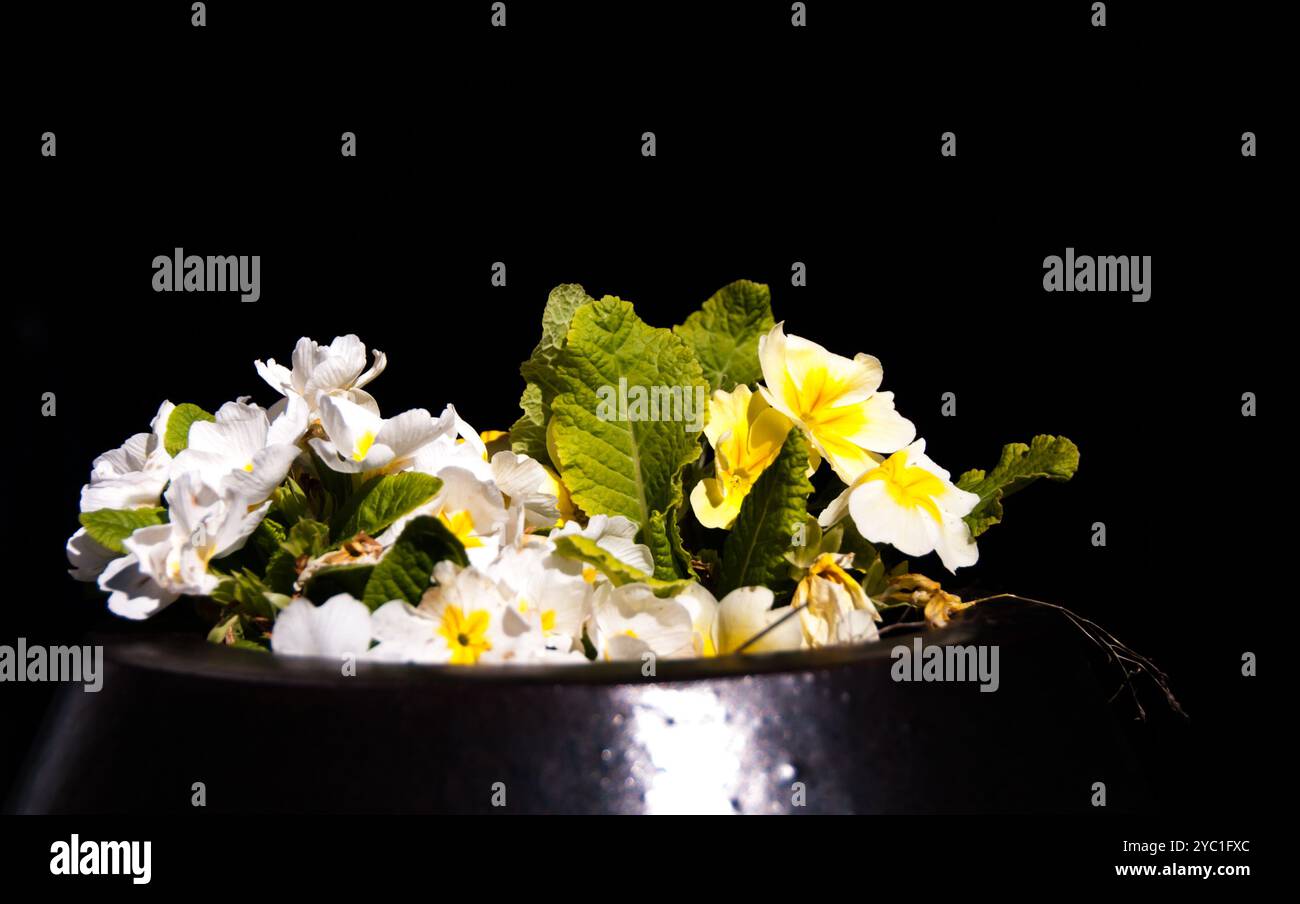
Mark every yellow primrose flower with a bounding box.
[758,322,915,484]
[689,384,792,529]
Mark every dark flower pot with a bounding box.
[9,601,1149,814]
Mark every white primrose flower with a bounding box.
[819,438,979,573]
[255,334,387,416]
[97,471,270,620]
[170,398,307,501]
[392,405,562,532]
[376,466,509,568]
[488,451,561,530]
[369,561,546,665]
[551,515,655,576]
[271,594,373,659]
[309,395,453,475]
[711,586,804,655]
[66,530,121,582]
[79,399,175,513]
[406,405,495,481]
[674,582,721,657]
[69,400,177,582]
[589,583,694,662]
[489,543,596,653]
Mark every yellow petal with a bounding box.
[690,477,746,530]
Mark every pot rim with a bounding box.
[87,618,978,689]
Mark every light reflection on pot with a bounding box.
[623,686,744,814]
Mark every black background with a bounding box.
[1,0,1283,874]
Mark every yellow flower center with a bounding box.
[859,450,945,523]
[518,599,558,633]
[352,430,377,462]
[438,510,484,549]
[437,604,492,665]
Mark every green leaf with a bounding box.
[164,403,215,457]
[717,430,814,596]
[303,564,375,604]
[644,509,683,580]
[641,503,699,580]
[264,549,300,595]
[512,285,597,465]
[665,503,698,579]
[534,284,594,363]
[510,383,551,465]
[837,518,878,571]
[861,556,888,599]
[673,279,775,390]
[550,534,692,598]
[78,507,167,554]
[956,435,1080,537]
[548,297,707,536]
[251,516,286,558]
[207,613,243,646]
[265,519,331,594]
[284,518,330,557]
[329,472,443,541]
[211,569,281,619]
[271,477,311,527]
[361,515,468,609]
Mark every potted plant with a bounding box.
[24,280,1169,813]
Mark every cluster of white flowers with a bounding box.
[71,334,876,665]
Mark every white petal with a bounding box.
[99,553,180,620]
[354,348,387,389]
[255,358,295,396]
[934,512,979,572]
[370,600,437,646]
[149,400,177,451]
[847,480,940,559]
[91,432,152,477]
[187,411,267,463]
[290,337,320,394]
[266,394,309,446]
[271,595,372,658]
[317,394,383,460]
[606,633,654,662]
[66,528,119,581]
[226,443,301,501]
[80,471,168,512]
[376,408,441,458]
[306,335,367,396]
[713,587,802,654]
[597,535,655,575]
[817,483,855,528]
[842,391,916,454]
[598,583,693,657]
